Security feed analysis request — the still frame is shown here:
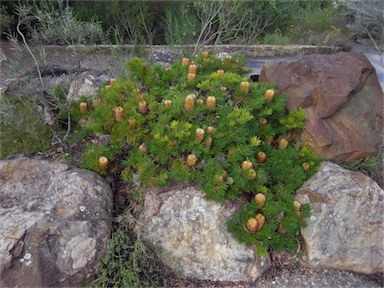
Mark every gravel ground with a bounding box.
[253,265,382,288]
[172,267,382,288]
[1,40,383,288]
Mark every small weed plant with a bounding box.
[341,146,383,189]
[76,53,320,253]
[88,225,170,287]
[0,95,51,159]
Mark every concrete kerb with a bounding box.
[40,44,345,58]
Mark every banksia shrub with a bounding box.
[77,54,320,253]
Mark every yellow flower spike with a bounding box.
[92,98,101,108]
[204,137,213,149]
[279,138,289,149]
[139,143,148,154]
[138,101,148,114]
[98,156,108,170]
[195,128,205,142]
[216,70,225,77]
[240,81,250,95]
[302,162,310,172]
[188,64,197,75]
[265,136,274,145]
[241,160,253,170]
[264,89,275,102]
[184,94,195,111]
[246,217,258,233]
[293,200,302,212]
[224,55,232,64]
[206,126,215,135]
[163,100,173,107]
[187,73,196,82]
[186,154,197,166]
[256,152,267,163]
[79,102,88,114]
[182,57,190,66]
[215,174,224,183]
[128,119,136,129]
[206,96,216,111]
[259,118,267,126]
[114,106,124,122]
[254,193,266,206]
[227,177,234,185]
[255,213,265,231]
[246,168,257,180]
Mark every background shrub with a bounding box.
[0,4,15,36]
[11,0,107,45]
[2,0,355,47]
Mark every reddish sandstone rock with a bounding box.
[260,52,383,163]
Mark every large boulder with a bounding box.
[259,52,383,163]
[296,162,384,274]
[135,186,271,282]
[0,158,113,287]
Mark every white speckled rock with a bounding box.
[67,72,99,102]
[135,186,271,282]
[0,158,113,287]
[296,162,384,274]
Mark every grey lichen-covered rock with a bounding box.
[149,49,175,66]
[67,72,99,102]
[296,162,384,274]
[135,186,271,282]
[0,158,113,287]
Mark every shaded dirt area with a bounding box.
[0,40,132,92]
[1,40,383,288]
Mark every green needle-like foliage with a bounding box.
[75,53,321,253]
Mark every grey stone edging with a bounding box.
[39,44,345,58]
